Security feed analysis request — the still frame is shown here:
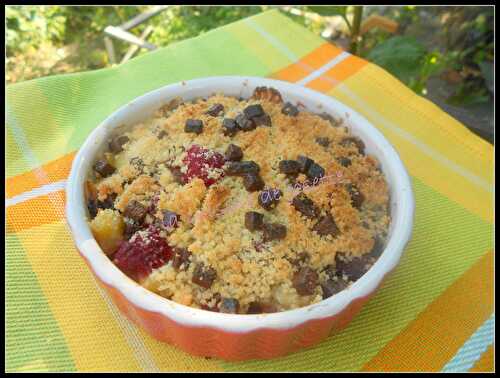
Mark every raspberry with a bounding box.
[113,225,173,282]
[182,145,225,187]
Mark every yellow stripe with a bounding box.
[362,250,493,372]
[134,327,223,372]
[469,343,494,372]
[348,65,493,181]
[329,79,493,224]
[15,220,221,371]
[15,221,143,371]
[6,152,75,199]
[7,190,66,233]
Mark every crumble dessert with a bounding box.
[86,87,391,314]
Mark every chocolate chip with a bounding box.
[315,137,330,148]
[219,298,240,314]
[289,252,310,267]
[87,199,98,218]
[279,160,301,175]
[258,188,282,210]
[346,184,364,209]
[321,279,348,299]
[243,104,265,119]
[172,248,191,270]
[340,137,365,155]
[206,103,224,117]
[93,159,115,177]
[245,211,264,231]
[109,135,129,153]
[323,264,337,279]
[292,267,318,296]
[262,222,287,241]
[319,112,342,127]
[243,173,265,192]
[368,236,384,258]
[253,114,272,127]
[124,218,141,239]
[337,157,352,167]
[247,301,277,314]
[292,193,319,219]
[98,193,117,211]
[335,253,372,281]
[297,155,314,173]
[169,166,184,184]
[224,144,243,161]
[192,264,217,289]
[282,102,299,116]
[222,118,238,136]
[185,119,203,134]
[306,162,325,182]
[252,86,283,103]
[235,113,256,131]
[225,161,260,176]
[162,210,179,229]
[124,200,147,223]
[312,215,339,237]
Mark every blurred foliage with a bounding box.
[5,5,494,107]
[5,5,264,83]
[440,6,494,105]
[348,6,492,104]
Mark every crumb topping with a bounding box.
[87,88,391,313]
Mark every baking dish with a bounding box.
[66,76,414,360]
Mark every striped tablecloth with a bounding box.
[6,9,494,372]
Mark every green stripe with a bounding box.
[5,10,324,179]
[221,176,493,371]
[229,10,324,72]
[6,126,32,177]
[5,11,288,178]
[250,9,324,58]
[6,232,76,372]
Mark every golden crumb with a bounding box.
[87,90,391,313]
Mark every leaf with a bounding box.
[478,61,493,94]
[366,36,426,84]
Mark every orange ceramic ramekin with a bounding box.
[66,76,414,361]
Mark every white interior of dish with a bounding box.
[66,76,414,332]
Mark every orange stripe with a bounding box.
[362,250,494,372]
[469,343,494,372]
[6,151,76,198]
[307,54,368,92]
[6,190,66,233]
[271,42,344,82]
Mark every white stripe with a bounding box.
[243,18,298,61]
[7,103,160,372]
[244,20,492,193]
[6,180,67,207]
[442,313,494,372]
[296,52,351,86]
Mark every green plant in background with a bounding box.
[300,5,493,105]
[6,4,494,108]
[5,5,265,83]
[440,6,494,105]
